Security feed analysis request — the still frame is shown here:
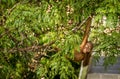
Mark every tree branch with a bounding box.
[9,41,55,53]
[72,15,93,32]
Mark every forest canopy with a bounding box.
[0,0,120,79]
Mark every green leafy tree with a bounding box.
[0,0,120,79]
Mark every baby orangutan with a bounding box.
[74,41,93,62]
[83,41,93,54]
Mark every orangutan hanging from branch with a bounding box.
[74,15,93,66]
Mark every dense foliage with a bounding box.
[0,0,120,79]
